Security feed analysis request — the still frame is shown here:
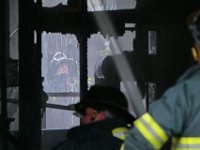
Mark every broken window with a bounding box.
[41,32,80,129]
[41,0,68,7]
[87,30,135,87]
[87,0,136,11]
[148,30,157,55]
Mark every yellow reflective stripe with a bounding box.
[120,144,125,150]
[143,113,168,142]
[173,137,200,144]
[171,146,200,149]
[171,148,200,150]
[134,113,168,149]
[172,137,200,150]
[112,127,128,141]
[134,118,161,149]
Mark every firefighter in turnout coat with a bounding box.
[122,9,200,150]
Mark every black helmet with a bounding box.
[70,85,135,123]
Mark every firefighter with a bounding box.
[51,85,135,150]
[122,9,200,150]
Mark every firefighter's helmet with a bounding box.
[68,85,135,123]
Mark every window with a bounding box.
[87,0,136,11]
[42,0,68,7]
[41,32,80,129]
[148,30,157,55]
[147,82,156,104]
[87,30,136,87]
[7,0,19,131]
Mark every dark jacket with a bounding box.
[51,117,132,150]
